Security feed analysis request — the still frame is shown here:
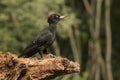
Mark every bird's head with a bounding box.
[47,13,66,24]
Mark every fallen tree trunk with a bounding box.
[0,52,80,80]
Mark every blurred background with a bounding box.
[0,0,120,80]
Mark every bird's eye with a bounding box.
[55,16,59,19]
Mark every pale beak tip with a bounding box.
[60,15,67,19]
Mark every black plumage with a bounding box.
[19,14,65,58]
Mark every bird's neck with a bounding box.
[49,23,57,33]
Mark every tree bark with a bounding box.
[0,52,80,80]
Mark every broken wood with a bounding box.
[0,52,80,80]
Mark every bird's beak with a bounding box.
[60,15,67,19]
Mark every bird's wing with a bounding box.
[35,31,52,47]
[22,29,52,54]
[23,42,38,54]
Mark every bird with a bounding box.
[18,13,66,58]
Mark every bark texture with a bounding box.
[0,52,80,80]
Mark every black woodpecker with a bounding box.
[18,13,66,58]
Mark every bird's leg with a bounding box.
[37,46,44,59]
[43,48,56,58]
[38,51,43,59]
[48,46,56,58]
[43,48,48,54]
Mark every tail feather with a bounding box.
[18,44,38,58]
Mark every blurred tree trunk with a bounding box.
[83,0,97,79]
[94,0,103,80]
[61,26,81,80]
[60,1,81,79]
[69,26,81,80]
[75,27,82,64]
[69,26,80,63]
[105,0,113,80]
[86,40,96,80]
[83,0,107,80]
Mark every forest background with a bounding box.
[0,0,119,80]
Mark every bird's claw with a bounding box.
[49,54,56,58]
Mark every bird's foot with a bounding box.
[48,53,56,58]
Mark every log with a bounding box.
[0,52,80,80]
